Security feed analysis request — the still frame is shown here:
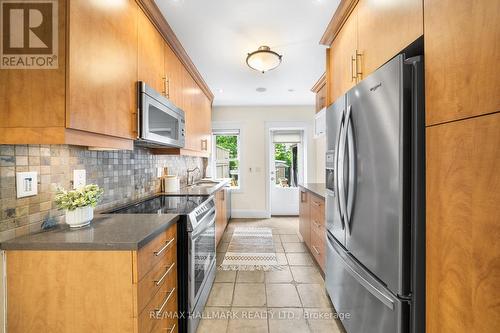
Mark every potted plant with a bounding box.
[54,184,104,228]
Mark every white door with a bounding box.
[269,130,304,215]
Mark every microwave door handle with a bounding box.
[345,105,356,235]
[335,109,347,230]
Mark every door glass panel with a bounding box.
[274,143,298,187]
[149,104,178,140]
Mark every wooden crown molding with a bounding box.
[137,0,214,101]
[311,73,326,93]
[320,0,358,46]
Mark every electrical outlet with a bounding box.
[73,169,86,189]
[16,172,37,198]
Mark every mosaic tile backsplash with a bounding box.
[0,144,205,242]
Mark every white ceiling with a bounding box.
[155,0,340,106]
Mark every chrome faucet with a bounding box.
[186,167,201,186]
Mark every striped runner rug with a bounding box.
[219,227,281,271]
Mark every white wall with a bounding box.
[212,105,318,218]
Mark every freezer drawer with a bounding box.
[326,236,409,333]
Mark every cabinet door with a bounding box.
[357,0,423,78]
[299,190,311,245]
[200,93,213,155]
[426,113,500,333]
[138,8,165,93]
[328,7,358,104]
[424,0,500,125]
[67,0,137,139]
[164,43,184,109]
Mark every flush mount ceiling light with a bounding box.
[246,46,282,73]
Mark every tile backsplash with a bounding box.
[0,144,205,241]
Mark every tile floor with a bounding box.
[197,217,345,333]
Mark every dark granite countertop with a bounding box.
[299,183,326,199]
[0,214,179,251]
[162,178,231,196]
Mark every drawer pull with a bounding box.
[166,323,176,333]
[312,201,321,207]
[155,287,176,317]
[154,262,175,286]
[154,238,175,257]
[313,220,321,228]
[312,245,320,255]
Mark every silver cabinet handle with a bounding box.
[165,323,176,333]
[154,238,175,257]
[155,287,176,317]
[154,262,175,286]
[312,245,320,255]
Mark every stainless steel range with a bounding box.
[106,194,217,333]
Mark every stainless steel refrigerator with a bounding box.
[325,54,425,333]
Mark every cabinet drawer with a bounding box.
[138,266,177,333]
[137,246,177,314]
[310,224,326,272]
[310,195,325,223]
[137,224,177,281]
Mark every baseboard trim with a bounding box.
[231,210,271,219]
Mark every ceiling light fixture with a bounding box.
[246,46,282,73]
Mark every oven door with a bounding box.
[188,207,216,312]
[139,82,185,148]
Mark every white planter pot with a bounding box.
[65,206,94,228]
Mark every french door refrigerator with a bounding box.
[325,54,425,333]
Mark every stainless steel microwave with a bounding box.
[137,81,185,148]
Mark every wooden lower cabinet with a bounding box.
[6,224,178,333]
[298,188,326,272]
[215,188,228,246]
[426,112,500,333]
[299,190,311,245]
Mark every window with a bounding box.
[274,143,298,188]
[212,129,240,189]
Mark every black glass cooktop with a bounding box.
[106,195,209,215]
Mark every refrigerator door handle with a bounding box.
[337,108,348,227]
[330,237,395,310]
[335,108,346,230]
[345,105,356,234]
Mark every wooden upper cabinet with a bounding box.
[357,0,423,78]
[424,0,500,125]
[311,73,327,112]
[164,43,185,109]
[328,6,358,104]
[426,112,500,333]
[0,0,66,141]
[138,8,165,93]
[67,0,138,139]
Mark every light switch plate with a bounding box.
[16,172,38,198]
[73,169,86,189]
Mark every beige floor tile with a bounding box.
[280,234,301,242]
[215,270,237,283]
[286,253,314,266]
[206,283,234,307]
[283,242,307,253]
[232,283,266,307]
[276,228,298,235]
[275,253,288,266]
[266,284,302,307]
[274,242,284,253]
[304,308,344,333]
[265,267,294,283]
[217,254,225,266]
[222,233,233,242]
[272,234,281,242]
[227,307,269,333]
[237,271,265,283]
[290,266,324,284]
[268,308,310,333]
[297,284,332,308]
[197,307,230,333]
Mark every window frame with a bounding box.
[211,123,243,193]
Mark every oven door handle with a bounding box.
[191,208,216,239]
